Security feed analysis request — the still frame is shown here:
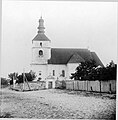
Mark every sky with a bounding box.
[1,1,117,78]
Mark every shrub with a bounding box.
[1,78,8,85]
[55,80,66,89]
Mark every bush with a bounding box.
[1,78,8,85]
[55,80,66,89]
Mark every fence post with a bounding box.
[73,81,74,90]
[100,80,101,93]
[109,83,112,94]
[87,80,88,91]
[77,81,79,90]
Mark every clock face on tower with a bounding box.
[39,50,43,56]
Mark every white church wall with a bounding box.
[67,63,80,79]
[42,41,51,47]
[32,48,51,64]
[47,64,67,80]
[31,64,48,81]
[32,41,51,47]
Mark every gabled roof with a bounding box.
[68,53,85,63]
[32,33,50,41]
[91,52,104,67]
[48,48,91,64]
[48,48,103,67]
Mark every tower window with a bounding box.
[40,42,42,47]
[39,50,43,56]
[53,70,55,76]
[39,71,41,75]
[62,70,65,77]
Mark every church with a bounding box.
[31,17,103,86]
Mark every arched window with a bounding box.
[62,70,65,77]
[53,70,55,76]
[39,50,43,56]
[40,42,42,47]
[39,71,41,75]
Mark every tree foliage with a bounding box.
[8,72,18,85]
[8,70,36,84]
[71,60,97,80]
[97,61,117,80]
[71,60,117,81]
[16,71,36,83]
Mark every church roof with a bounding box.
[68,53,85,63]
[48,48,104,66]
[32,33,50,41]
[91,52,104,67]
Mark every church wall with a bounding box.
[32,41,51,48]
[31,64,48,81]
[67,63,80,79]
[31,63,80,81]
[32,48,51,64]
[47,64,67,80]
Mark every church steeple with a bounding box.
[32,17,51,66]
[37,16,45,33]
[33,17,50,41]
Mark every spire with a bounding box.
[40,15,42,19]
[33,17,50,41]
[37,16,45,33]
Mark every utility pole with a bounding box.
[23,68,31,91]
[13,73,16,88]
[23,68,25,91]
[24,73,31,90]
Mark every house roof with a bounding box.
[32,33,50,41]
[48,48,103,66]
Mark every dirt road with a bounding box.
[0,88,116,119]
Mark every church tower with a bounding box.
[31,16,51,65]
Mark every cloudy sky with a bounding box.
[1,1,117,78]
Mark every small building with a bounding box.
[30,16,103,84]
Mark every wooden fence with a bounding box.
[10,81,46,91]
[65,80,116,93]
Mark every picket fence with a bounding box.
[65,80,116,93]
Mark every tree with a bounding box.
[1,78,8,85]
[98,61,117,80]
[8,71,36,84]
[8,72,18,85]
[8,72,18,80]
[16,71,36,83]
[70,60,97,80]
[71,60,117,81]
